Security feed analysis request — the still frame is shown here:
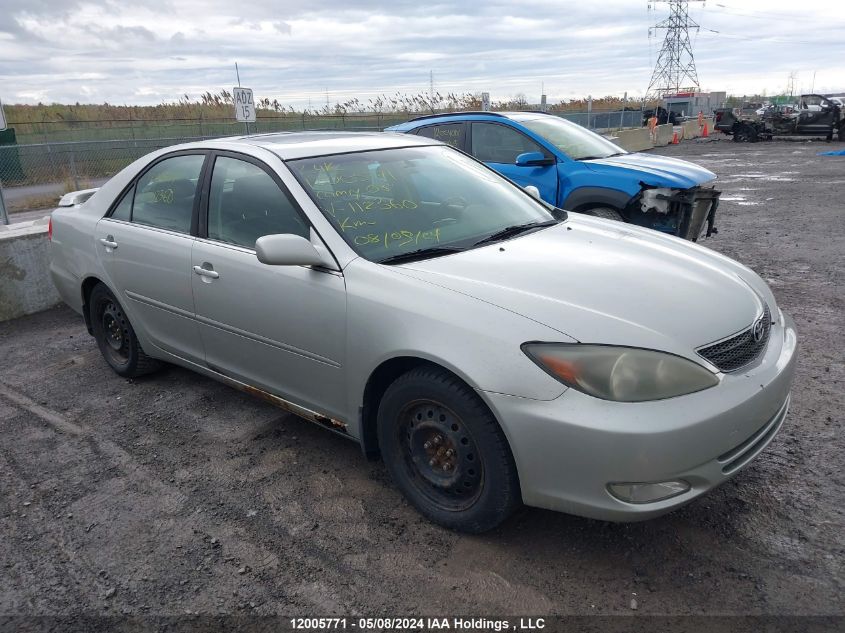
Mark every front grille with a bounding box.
[697,304,772,372]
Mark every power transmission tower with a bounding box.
[646,0,704,100]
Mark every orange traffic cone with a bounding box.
[701,122,709,138]
[672,131,679,144]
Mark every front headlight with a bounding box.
[522,343,719,402]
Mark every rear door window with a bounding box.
[415,123,466,150]
[131,154,205,234]
[470,123,546,164]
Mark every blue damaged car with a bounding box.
[387,111,720,241]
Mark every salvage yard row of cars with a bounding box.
[48,117,796,533]
[714,93,845,142]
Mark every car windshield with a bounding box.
[515,115,627,160]
[290,146,556,263]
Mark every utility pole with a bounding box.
[646,1,704,100]
[235,62,249,135]
[429,70,435,109]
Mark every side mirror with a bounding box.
[515,151,554,167]
[255,234,328,267]
[524,185,541,199]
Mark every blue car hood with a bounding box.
[584,153,716,188]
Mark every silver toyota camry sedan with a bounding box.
[49,132,797,532]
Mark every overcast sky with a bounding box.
[2,0,844,107]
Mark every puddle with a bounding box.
[730,174,795,182]
[721,194,761,206]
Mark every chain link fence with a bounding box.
[0,109,644,216]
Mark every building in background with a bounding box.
[663,91,727,117]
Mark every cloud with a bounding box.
[0,0,843,107]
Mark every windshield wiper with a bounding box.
[578,151,626,161]
[472,220,558,247]
[377,246,464,265]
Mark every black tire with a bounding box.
[583,207,624,222]
[733,125,748,142]
[376,366,521,533]
[89,283,161,377]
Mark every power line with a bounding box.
[710,3,840,23]
[697,28,830,45]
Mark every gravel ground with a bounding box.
[0,138,842,621]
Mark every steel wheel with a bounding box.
[89,282,161,377]
[377,366,521,532]
[98,298,130,366]
[398,400,483,512]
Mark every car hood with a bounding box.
[393,218,765,364]
[584,153,716,189]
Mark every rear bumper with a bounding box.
[483,312,798,522]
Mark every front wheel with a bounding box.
[582,207,625,222]
[377,367,521,533]
[89,283,161,378]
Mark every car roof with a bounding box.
[388,111,552,131]
[181,131,442,160]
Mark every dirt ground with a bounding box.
[0,138,843,621]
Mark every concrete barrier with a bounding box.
[682,120,701,140]
[655,123,674,146]
[0,217,61,322]
[610,127,654,152]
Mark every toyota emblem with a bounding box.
[752,318,765,343]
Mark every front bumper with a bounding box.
[632,185,720,241]
[483,311,798,522]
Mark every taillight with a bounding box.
[48,218,52,241]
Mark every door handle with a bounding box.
[193,265,219,279]
[99,237,118,249]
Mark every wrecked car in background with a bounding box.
[388,111,719,241]
[715,94,844,142]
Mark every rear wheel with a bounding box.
[733,123,758,143]
[89,283,161,377]
[377,366,521,533]
[582,207,624,223]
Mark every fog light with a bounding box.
[608,480,691,504]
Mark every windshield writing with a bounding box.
[291,146,554,262]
